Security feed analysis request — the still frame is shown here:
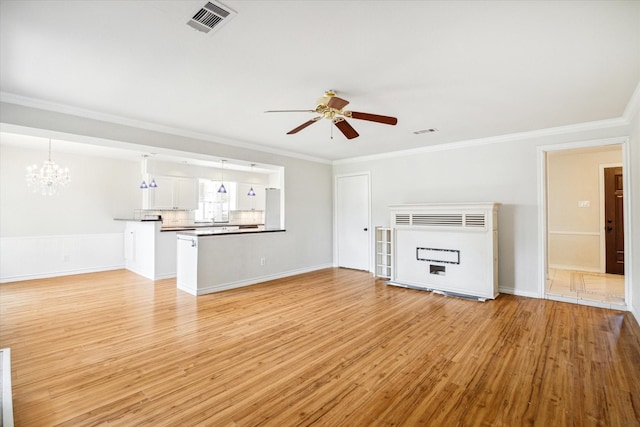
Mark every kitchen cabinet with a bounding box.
[237,183,265,211]
[145,176,198,210]
[123,220,177,280]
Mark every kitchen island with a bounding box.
[176,227,286,296]
[115,219,266,280]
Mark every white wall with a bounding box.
[0,142,141,281]
[333,125,631,298]
[0,143,140,236]
[0,102,334,283]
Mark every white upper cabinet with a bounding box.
[146,176,198,210]
[237,183,266,211]
[173,177,198,210]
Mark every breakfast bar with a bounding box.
[176,227,286,296]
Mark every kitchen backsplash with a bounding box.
[133,209,264,226]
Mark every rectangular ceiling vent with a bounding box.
[187,1,237,35]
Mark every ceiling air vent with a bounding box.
[187,1,237,35]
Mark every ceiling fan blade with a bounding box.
[347,111,398,125]
[287,116,322,134]
[327,96,349,110]
[265,110,315,113]
[333,118,359,140]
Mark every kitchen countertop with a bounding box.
[114,219,264,232]
[177,227,285,237]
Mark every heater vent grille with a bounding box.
[412,214,463,226]
[465,214,486,227]
[395,214,411,225]
[393,211,488,229]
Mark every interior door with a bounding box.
[336,174,370,271]
[604,166,624,275]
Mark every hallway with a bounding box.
[547,268,625,308]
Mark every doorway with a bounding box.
[335,172,371,271]
[604,166,624,275]
[539,139,629,309]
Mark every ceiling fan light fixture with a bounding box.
[268,90,398,140]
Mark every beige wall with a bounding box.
[547,146,622,271]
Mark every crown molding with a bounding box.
[623,80,640,123]
[0,92,332,165]
[333,116,629,165]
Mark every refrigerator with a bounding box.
[264,188,281,230]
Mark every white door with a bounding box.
[336,173,370,271]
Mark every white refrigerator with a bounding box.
[264,188,281,230]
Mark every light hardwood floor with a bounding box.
[1,268,639,426]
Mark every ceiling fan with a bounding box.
[265,90,398,140]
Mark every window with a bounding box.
[195,179,237,222]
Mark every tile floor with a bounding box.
[546,268,625,307]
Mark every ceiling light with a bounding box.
[218,160,227,193]
[25,138,71,196]
[247,164,256,196]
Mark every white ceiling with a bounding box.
[1,0,639,162]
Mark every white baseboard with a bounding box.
[0,264,124,283]
[631,305,640,326]
[185,263,334,296]
[498,286,540,299]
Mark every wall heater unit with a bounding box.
[389,203,500,301]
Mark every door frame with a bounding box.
[599,163,623,273]
[537,136,632,307]
[333,171,372,272]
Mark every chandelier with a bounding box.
[25,139,71,196]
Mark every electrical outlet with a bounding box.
[260,257,266,266]
[63,254,71,262]
[578,200,590,208]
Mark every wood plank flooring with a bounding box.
[1,268,639,426]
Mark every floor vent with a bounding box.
[187,1,236,35]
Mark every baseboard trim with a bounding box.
[185,264,334,296]
[0,264,125,283]
[631,305,640,327]
[498,286,540,299]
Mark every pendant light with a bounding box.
[139,155,158,189]
[218,160,227,193]
[25,138,71,196]
[247,163,256,196]
[139,155,149,189]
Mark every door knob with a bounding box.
[363,227,368,231]
[607,226,613,231]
